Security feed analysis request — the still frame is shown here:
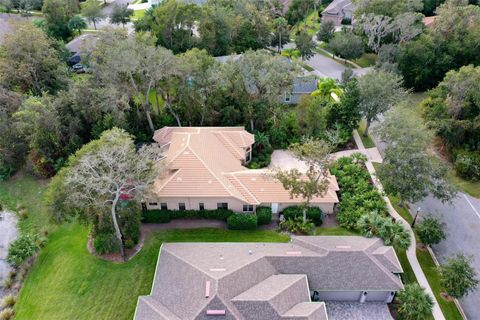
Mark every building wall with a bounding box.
[146,197,336,214]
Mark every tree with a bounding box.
[392,12,424,44]
[357,70,407,136]
[286,0,314,25]
[295,30,315,61]
[317,20,335,42]
[0,22,67,95]
[360,14,394,53]
[81,0,105,30]
[68,15,87,35]
[357,213,411,250]
[397,283,434,320]
[354,0,424,17]
[439,253,479,299]
[326,78,361,132]
[273,17,289,53]
[375,105,456,206]
[61,128,162,259]
[327,31,364,62]
[311,78,343,102]
[274,139,332,222]
[42,0,78,40]
[110,4,133,28]
[416,215,446,246]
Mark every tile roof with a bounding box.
[152,127,339,205]
[134,236,403,320]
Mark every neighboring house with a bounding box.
[423,16,437,28]
[65,34,99,66]
[283,76,318,105]
[321,0,354,26]
[146,127,339,215]
[134,236,403,320]
[213,55,318,105]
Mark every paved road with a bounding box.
[413,194,480,319]
[371,121,480,319]
[0,211,18,298]
[102,0,132,15]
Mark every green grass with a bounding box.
[15,225,289,320]
[314,226,359,236]
[357,120,376,149]
[291,11,321,38]
[300,63,315,72]
[0,173,53,234]
[417,249,463,320]
[353,53,378,68]
[447,168,480,198]
[132,9,146,20]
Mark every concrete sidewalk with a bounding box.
[353,130,446,320]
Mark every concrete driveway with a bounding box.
[0,211,18,297]
[304,54,371,80]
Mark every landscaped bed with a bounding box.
[14,224,288,320]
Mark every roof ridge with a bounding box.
[155,169,181,193]
[186,145,247,202]
[227,174,260,204]
[233,274,307,302]
[214,131,244,159]
[141,297,181,320]
[364,251,404,289]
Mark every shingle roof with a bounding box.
[152,127,339,205]
[292,77,318,94]
[134,236,403,320]
[322,0,354,15]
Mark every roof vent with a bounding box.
[208,180,212,184]
[209,268,226,272]
[251,178,256,181]
[184,151,190,155]
[177,177,183,182]
[335,245,352,249]
[206,310,226,316]
[205,281,211,298]
[260,188,265,191]
[248,250,253,255]
[286,251,302,255]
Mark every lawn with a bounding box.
[353,53,377,68]
[314,226,359,236]
[291,11,321,38]
[357,120,376,149]
[132,9,146,20]
[0,173,53,234]
[14,225,289,320]
[447,168,480,198]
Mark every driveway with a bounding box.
[371,122,480,319]
[304,54,371,80]
[0,211,18,297]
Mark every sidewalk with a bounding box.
[353,130,446,320]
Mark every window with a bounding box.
[160,203,168,210]
[199,203,205,210]
[179,203,186,210]
[243,205,254,212]
[148,202,158,206]
[245,151,251,162]
[284,92,292,103]
[217,202,228,209]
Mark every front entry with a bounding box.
[271,203,279,214]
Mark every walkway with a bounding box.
[0,210,18,298]
[352,130,446,320]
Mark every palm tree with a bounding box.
[397,283,434,320]
[380,219,411,250]
[311,78,343,102]
[356,212,385,238]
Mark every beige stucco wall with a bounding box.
[146,197,336,214]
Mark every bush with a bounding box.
[416,215,446,246]
[256,207,272,225]
[1,295,16,308]
[282,206,323,226]
[455,150,480,181]
[0,308,14,320]
[6,234,37,266]
[142,208,234,223]
[93,233,120,254]
[279,216,315,234]
[118,203,141,246]
[439,253,479,299]
[396,283,434,320]
[227,214,257,230]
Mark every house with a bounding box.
[283,76,318,105]
[146,127,339,215]
[65,34,99,66]
[134,236,403,320]
[321,0,355,26]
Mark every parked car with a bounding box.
[71,63,86,74]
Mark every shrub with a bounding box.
[455,150,480,181]
[6,234,37,266]
[2,278,12,289]
[1,295,16,308]
[416,215,446,246]
[279,216,315,234]
[93,233,120,254]
[282,206,323,225]
[439,253,479,299]
[396,283,434,320]
[227,214,257,230]
[142,208,234,223]
[118,203,141,246]
[256,207,272,225]
[0,308,15,320]
[142,209,171,223]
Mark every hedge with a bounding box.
[142,209,234,223]
[256,206,272,225]
[227,214,258,230]
[282,206,323,226]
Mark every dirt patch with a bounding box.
[441,291,453,302]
